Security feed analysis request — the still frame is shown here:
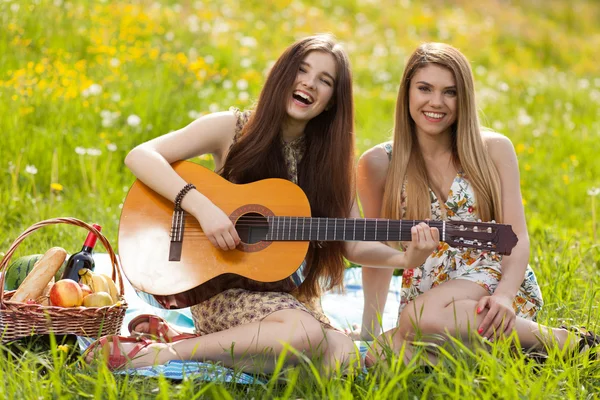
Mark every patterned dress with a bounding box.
[190,108,333,335]
[381,142,544,321]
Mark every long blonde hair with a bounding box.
[382,43,503,223]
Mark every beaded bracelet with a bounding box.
[174,183,196,210]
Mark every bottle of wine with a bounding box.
[60,224,102,282]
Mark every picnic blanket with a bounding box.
[81,254,403,382]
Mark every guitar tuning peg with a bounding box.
[487,227,492,233]
[477,219,482,222]
[473,226,479,232]
[491,220,496,224]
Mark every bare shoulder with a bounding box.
[481,129,517,162]
[183,110,239,154]
[357,144,391,182]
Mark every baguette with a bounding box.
[12,247,67,303]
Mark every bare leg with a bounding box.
[368,280,573,363]
[86,309,358,374]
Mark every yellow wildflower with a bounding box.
[51,183,63,191]
[57,345,69,353]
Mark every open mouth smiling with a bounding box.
[292,90,314,105]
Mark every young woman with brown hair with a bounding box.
[358,42,599,365]
[84,34,439,372]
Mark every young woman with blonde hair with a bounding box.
[358,42,599,364]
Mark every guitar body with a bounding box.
[118,161,310,309]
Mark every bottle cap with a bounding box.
[83,224,102,248]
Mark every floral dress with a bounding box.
[190,108,333,335]
[381,142,544,321]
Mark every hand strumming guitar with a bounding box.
[194,199,240,251]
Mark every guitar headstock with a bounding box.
[444,220,518,255]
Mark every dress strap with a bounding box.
[381,141,393,161]
[229,107,252,144]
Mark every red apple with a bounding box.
[49,279,83,307]
[79,283,93,298]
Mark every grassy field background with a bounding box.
[0,0,599,398]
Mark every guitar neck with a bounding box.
[264,217,446,242]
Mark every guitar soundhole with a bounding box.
[235,212,269,244]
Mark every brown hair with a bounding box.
[221,34,354,298]
[382,43,503,226]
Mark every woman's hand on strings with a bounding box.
[195,202,240,250]
[403,222,439,269]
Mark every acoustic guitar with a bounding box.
[118,161,518,309]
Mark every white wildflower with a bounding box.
[187,15,199,33]
[75,146,86,155]
[165,31,175,41]
[204,55,214,64]
[239,36,257,48]
[209,103,219,113]
[492,121,505,131]
[588,187,600,197]
[107,143,117,152]
[577,79,590,90]
[25,165,38,175]
[87,148,102,157]
[188,110,200,119]
[238,91,249,102]
[517,109,533,126]
[236,79,248,90]
[240,58,252,68]
[82,83,102,97]
[110,58,121,68]
[111,93,121,102]
[127,114,141,127]
[223,80,233,89]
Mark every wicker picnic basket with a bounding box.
[0,217,128,343]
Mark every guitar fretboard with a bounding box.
[263,217,446,242]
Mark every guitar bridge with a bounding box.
[169,208,185,261]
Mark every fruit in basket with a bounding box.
[49,279,83,307]
[4,254,67,291]
[78,268,94,287]
[91,273,109,294]
[99,273,119,303]
[12,247,68,303]
[82,291,113,307]
[79,283,93,298]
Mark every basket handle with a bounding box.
[0,217,125,302]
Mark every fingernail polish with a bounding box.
[477,307,481,313]
[478,328,483,334]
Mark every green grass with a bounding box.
[1,0,599,398]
